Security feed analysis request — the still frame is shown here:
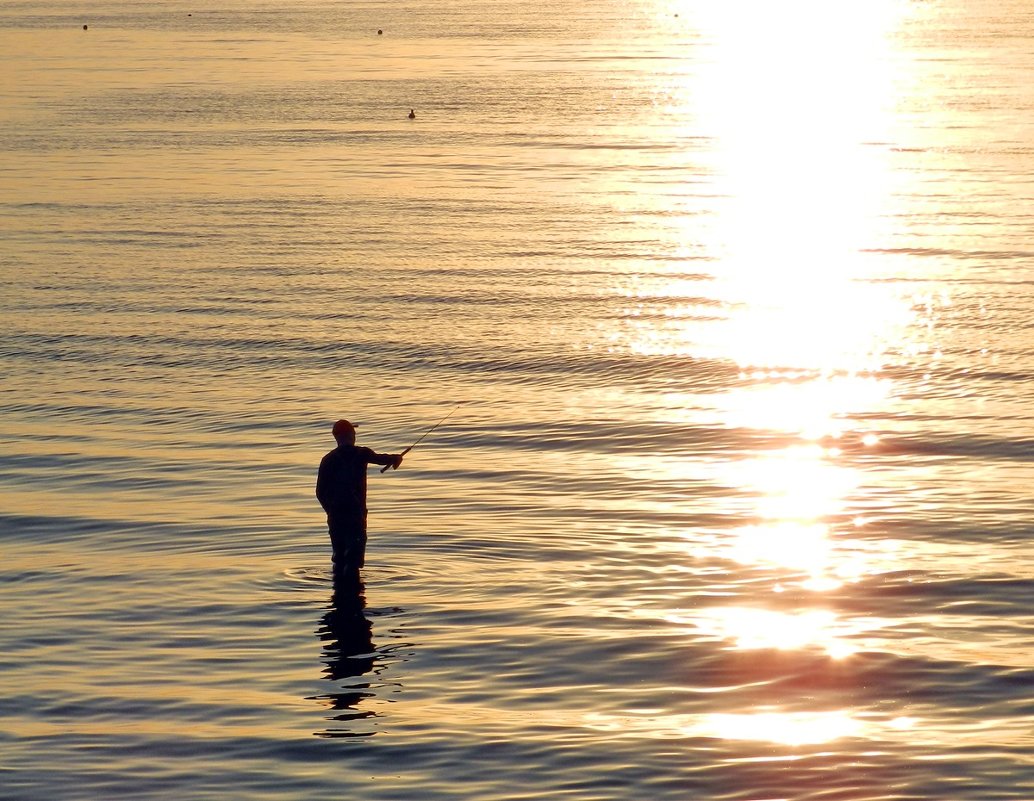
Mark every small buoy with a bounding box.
[377,29,383,35]
[408,109,415,119]
[82,24,88,30]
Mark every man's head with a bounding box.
[332,419,357,445]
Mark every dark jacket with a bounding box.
[316,444,396,520]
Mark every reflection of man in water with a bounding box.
[315,577,377,736]
[315,419,402,580]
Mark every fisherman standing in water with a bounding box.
[316,420,403,580]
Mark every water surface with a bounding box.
[3,1,1034,799]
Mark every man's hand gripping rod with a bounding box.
[381,404,461,473]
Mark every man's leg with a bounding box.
[328,514,366,579]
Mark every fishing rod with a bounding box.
[381,404,461,473]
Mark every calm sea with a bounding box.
[3,1,1034,799]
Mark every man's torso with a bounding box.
[317,444,375,517]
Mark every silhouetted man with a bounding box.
[316,419,402,579]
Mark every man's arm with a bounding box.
[315,454,331,510]
[364,448,403,470]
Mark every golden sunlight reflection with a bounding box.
[614,11,919,751]
[726,446,858,521]
[695,273,915,381]
[618,0,921,411]
[684,486,901,592]
[688,0,909,285]
[701,710,863,746]
[684,606,863,659]
[719,376,890,439]
[730,523,844,588]
[655,0,919,379]
[581,708,922,746]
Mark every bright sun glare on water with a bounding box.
[626,0,922,745]
[650,0,918,565]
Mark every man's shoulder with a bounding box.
[319,447,348,469]
[321,444,374,462]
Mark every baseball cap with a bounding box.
[331,419,357,440]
